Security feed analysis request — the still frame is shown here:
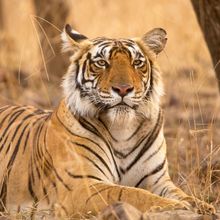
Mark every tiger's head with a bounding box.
[62,24,166,120]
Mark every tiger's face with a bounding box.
[81,39,149,110]
[62,25,167,119]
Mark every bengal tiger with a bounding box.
[0,24,215,218]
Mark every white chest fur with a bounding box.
[100,114,163,187]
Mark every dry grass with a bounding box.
[0,0,220,218]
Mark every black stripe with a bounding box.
[135,158,166,187]
[93,53,103,59]
[74,61,81,89]
[0,107,20,132]
[118,187,124,201]
[79,155,109,179]
[0,105,10,114]
[41,132,70,191]
[56,111,112,163]
[27,114,48,207]
[114,132,151,160]
[0,107,23,138]
[78,116,111,145]
[71,141,114,178]
[27,115,50,198]
[22,128,31,154]
[0,108,45,145]
[57,112,121,181]
[153,170,166,185]
[124,111,163,172]
[0,110,38,153]
[42,118,57,190]
[53,167,71,191]
[78,117,101,137]
[6,123,30,172]
[100,45,110,57]
[8,109,25,124]
[124,43,136,49]
[29,156,35,184]
[22,114,50,154]
[66,170,103,182]
[98,117,117,142]
[28,174,38,203]
[145,60,153,99]
[74,52,91,89]
[109,46,119,59]
[95,41,112,47]
[5,112,44,154]
[0,178,7,212]
[78,116,121,181]
[92,38,107,45]
[81,59,88,84]
[126,120,145,141]
[143,139,165,163]
[160,187,169,197]
[84,53,91,70]
[35,116,51,204]
[81,54,97,86]
[31,117,49,180]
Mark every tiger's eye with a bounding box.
[96,60,107,66]
[133,60,144,66]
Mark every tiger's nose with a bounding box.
[112,84,134,97]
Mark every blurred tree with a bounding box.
[0,0,41,101]
[0,0,40,74]
[33,0,70,78]
[191,0,220,90]
[0,0,70,80]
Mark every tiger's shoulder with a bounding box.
[0,105,53,138]
[0,105,52,119]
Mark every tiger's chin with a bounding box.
[103,105,136,124]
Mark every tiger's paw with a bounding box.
[182,196,216,215]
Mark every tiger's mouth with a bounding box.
[109,102,130,109]
[106,101,138,111]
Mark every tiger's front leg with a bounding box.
[138,137,216,216]
[54,180,187,218]
[151,178,215,215]
[144,157,216,214]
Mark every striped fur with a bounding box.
[0,25,215,218]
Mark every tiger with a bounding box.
[0,24,215,219]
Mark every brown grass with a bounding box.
[0,0,219,217]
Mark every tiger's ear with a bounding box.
[61,24,91,52]
[141,28,167,54]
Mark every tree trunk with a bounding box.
[191,0,220,90]
[0,0,41,74]
[0,0,70,79]
[33,0,70,78]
